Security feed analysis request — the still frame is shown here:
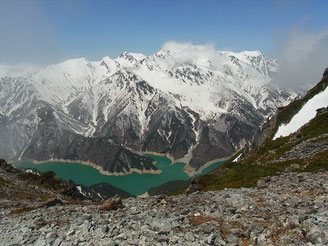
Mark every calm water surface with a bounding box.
[16,155,223,195]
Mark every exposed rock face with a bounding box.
[1,171,327,245]
[323,67,328,78]
[252,112,278,150]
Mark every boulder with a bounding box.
[256,179,267,188]
[286,163,300,172]
[100,196,124,211]
[43,197,64,208]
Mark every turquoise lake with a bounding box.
[16,155,223,195]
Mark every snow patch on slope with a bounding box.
[233,153,242,162]
[274,86,328,139]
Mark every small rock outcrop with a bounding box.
[43,197,64,208]
[100,196,124,211]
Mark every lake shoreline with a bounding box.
[183,157,229,177]
[17,153,229,178]
[16,155,229,196]
[25,158,162,176]
[135,150,228,177]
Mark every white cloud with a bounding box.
[0,63,44,78]
[162,41,194,52]
[161,41,224,68]
[275,28,328,89]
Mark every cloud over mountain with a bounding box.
[275,28,328,89]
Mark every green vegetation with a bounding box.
[17,170,68,191]
[297,112,328,140]
[196,149,327,192]
[17,172,39,181]
[254,136,295,162]
[196,160,298,191]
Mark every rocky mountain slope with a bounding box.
[0,45,297,173]
[1,168,327,245]
[189,68,328,193]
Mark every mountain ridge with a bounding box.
[0,47,297,173]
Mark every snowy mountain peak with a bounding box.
[117,51,146,62]
[127,52,147,61]
[31,58,93,88]
[99,56,120,74]
[152,49,171,59]
[115,52,140,67]
[240,50,263,57]
[119,51,134,59]
[101,56,112,63]
[51,57,90,69]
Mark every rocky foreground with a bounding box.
[0,171,327,246]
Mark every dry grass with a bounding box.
[249,194,269,208]
[251,220,273,228]
[269,224,304,244]
[188,215,222,226]
[10,206,39,215]
[241,238,254,246]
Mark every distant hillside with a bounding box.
[0,158,133,211]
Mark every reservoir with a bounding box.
[16,155,223,196]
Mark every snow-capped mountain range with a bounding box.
[0,44,298,174]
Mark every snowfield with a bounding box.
[274,86,328,139]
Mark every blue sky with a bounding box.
[0,0,327,64]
